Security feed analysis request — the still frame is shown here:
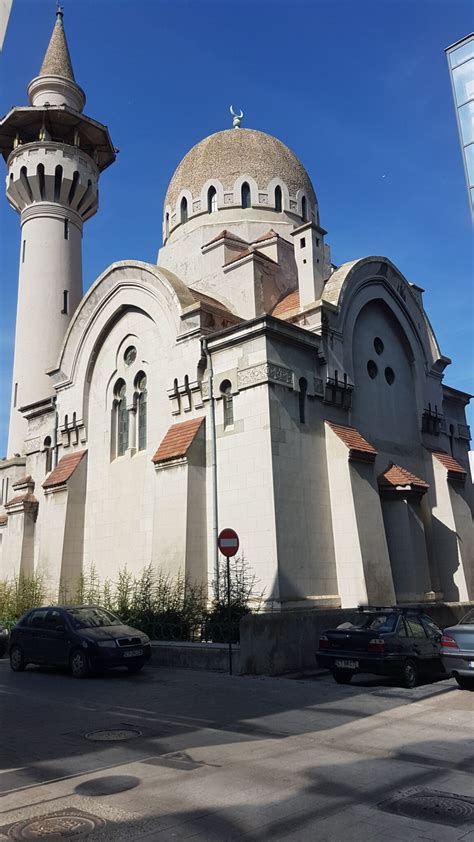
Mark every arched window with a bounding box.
[44,436,53,473]
[180,197,188,224]
[165,212,169,238]
[274,186,282,212]
[220,380,234,429]
[241,182,251,209]
[299,377,307,424]
[136,373,147,451]
[301,196,307,221]
[207,186,218,213]
[114,379,128,457]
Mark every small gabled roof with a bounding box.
[272,288,300,317]
[431,450,467,479]
[43,450,87,489]
[39,10,75,81]
[203,229,248,248]
[252,229,279,244]
[224,247,277,267]
[152,417,204,464]
[326,422,377,461]
[378,463,429,492]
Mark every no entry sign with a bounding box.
[218,528,239,558]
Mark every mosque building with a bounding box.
[0,11,472,609]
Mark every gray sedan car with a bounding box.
[441,608,474,690]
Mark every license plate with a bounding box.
[123,648,143,658]
[335,659,358,669]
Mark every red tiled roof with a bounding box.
[225,247,277,267]
[188,288,234,316]
[5,493,38,508]
[12,475,33,488]
[431,450,467,478]
[252,229,278,244]
[0,514,8,526]
[378,463,429,491]
[326,422,377,459]
[152,417,204,464]
[272,289,300,317]
[43,450,87,489]
[203,229,248,247]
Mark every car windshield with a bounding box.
[337,613,398,633]
[459,609,474,625]
[66,607,122,629]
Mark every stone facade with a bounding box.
[0,12,472,609]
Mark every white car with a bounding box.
[441,608,474,690]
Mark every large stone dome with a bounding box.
[164,128,317,214]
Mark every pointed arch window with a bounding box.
[241,182,251,209]
[220,379,234,429]
[136,373,147,451]
[275,185,282,212]
[180,197,188,224]
[299,377,307,424]
[165,212,170,238]
[301,196,307,221]
[207,186,218,213]
[44,436,53,474]
[114,379,128,457]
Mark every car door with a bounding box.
[41,609,70,666]
[16,609,48,663]
[421,616,443,674]
[405,616,432,673]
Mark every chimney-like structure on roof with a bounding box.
[0,9,116,457]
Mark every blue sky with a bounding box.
[0,0,473,456]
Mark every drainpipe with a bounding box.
[202,337,220,600]
[52,398,59,468]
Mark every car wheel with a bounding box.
[10,645,26,672]
[401,659,418,689]
[333,669,352,685]
[126,662,144,674]
[70,649,90,679]
[454,674,474,691]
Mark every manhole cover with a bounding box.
[379,788,474,827]
[7,809,106,839]
[85,726,142,742]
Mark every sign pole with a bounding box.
[227,556,232,676]
[217,528,240,677]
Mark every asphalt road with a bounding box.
[0,658,472,840]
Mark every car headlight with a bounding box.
[140,637,150,645]
[97,640,117,648]
[0,629,8,638]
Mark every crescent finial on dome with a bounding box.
[230,105,243,128]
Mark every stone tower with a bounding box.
[0,9,115,456]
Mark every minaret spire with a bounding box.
[27,7,85,112]
[39,6,75,81]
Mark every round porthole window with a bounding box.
[385,366,395,385]
[367,360,378,379]
[124,346,137,366]
[374,337,384,355]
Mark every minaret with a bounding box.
[0,9,115,456]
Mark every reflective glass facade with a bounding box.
[446,34,474,216]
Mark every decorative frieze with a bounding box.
[457,424,471,441]
[237,363,294,390]
[314,377,324,397]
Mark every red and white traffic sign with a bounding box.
[218,528,239,558]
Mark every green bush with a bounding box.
[0,557,262,642]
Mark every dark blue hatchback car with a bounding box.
[9,605,151,678]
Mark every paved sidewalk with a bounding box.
[0,662,472,840]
